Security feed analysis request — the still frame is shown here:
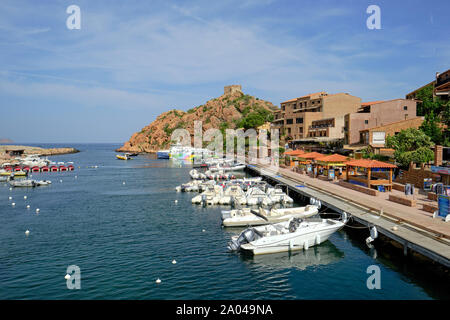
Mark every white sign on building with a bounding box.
[372,131,386,144]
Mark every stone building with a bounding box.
[344,99,418,145]
[224,85,242,95]
[271,91,361,144]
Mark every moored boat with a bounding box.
[9,179,36,187]
[157,150,170,159]
[228,215,347,255]
[221,205,319,227]
[116,154,132,160]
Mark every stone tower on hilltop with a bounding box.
[224,85,242,95]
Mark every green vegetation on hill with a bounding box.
[235,105,274,130]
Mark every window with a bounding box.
[299,127,303,133]
[286,118,293,125]
[364,120,369,124]
[403,106,408,110]
[296,117,303,124]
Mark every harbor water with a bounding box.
[0,143,448,299]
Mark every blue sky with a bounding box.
[0,0,449,143]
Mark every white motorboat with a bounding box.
[189,169,206,180]
[221,205,319,227]
[175,180,202,192]
[219,185,247,205]
[228,215,347,255]
[245,187,272,206]
[36,180,52,186]
[191,185,223,205]
[209,162,246,172]
[198,180,217,192]
[204,170,236,181]
[267,186,294,204]
[9,179,36,187]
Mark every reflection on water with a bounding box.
[240,241,344,271]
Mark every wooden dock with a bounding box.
[246,164,450,268]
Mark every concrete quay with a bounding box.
[246,164,450,268]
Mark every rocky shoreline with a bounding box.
[0,145,79,165]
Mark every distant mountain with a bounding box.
[117,87,277,153]
[0,139,13,143]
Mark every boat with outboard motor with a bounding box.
[245,187,272,206]
[116,153,132,160]
[266,186,294,204]
[221,205,319,227]
[219,185,247,205]
[227,214,347,255]
[36,180,52,186]
[191,185,223,205]
[208,162,246,172]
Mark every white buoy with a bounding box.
[9,187,12,191]
[11,202,15,206]
[174,200,178,204]
[8,196,12,200]
[172,260,177,264]
[27,205,30,209]
[123,182,126,185]
[25,230,30,236]
[75,176,77,179]
[202,229,205,232]
[155,278,161,284]
[36,208,40,213]
[65,274,71,280]
[24,196,27,200]
[60,180,63,183]
[303,240,309,250]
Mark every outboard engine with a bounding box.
[288,218,302,233]
[257,197,263,207]
[230,196,236,208]
[227,228,259,251]
[201,194,207,207]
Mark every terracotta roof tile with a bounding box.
[345,159,397,168]
[297,152,324,159]
[316,154,349,162]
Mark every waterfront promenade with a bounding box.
[247,164,450,268]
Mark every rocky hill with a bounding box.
[117,88,278,153]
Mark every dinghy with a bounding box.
[116,154,132,160]
[221,205,319,227]
[219,185,247,205]
[191,185,223,205]
[36,180,52,186]
[267,186,294,204]
[228,215,347,255]
[245,187,272,206]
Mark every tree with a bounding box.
[386,128,434,167]
[415,84,450,146]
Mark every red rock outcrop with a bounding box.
[117,90,277,153]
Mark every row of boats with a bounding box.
[157,144,215,160]
[175,158,348,255]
